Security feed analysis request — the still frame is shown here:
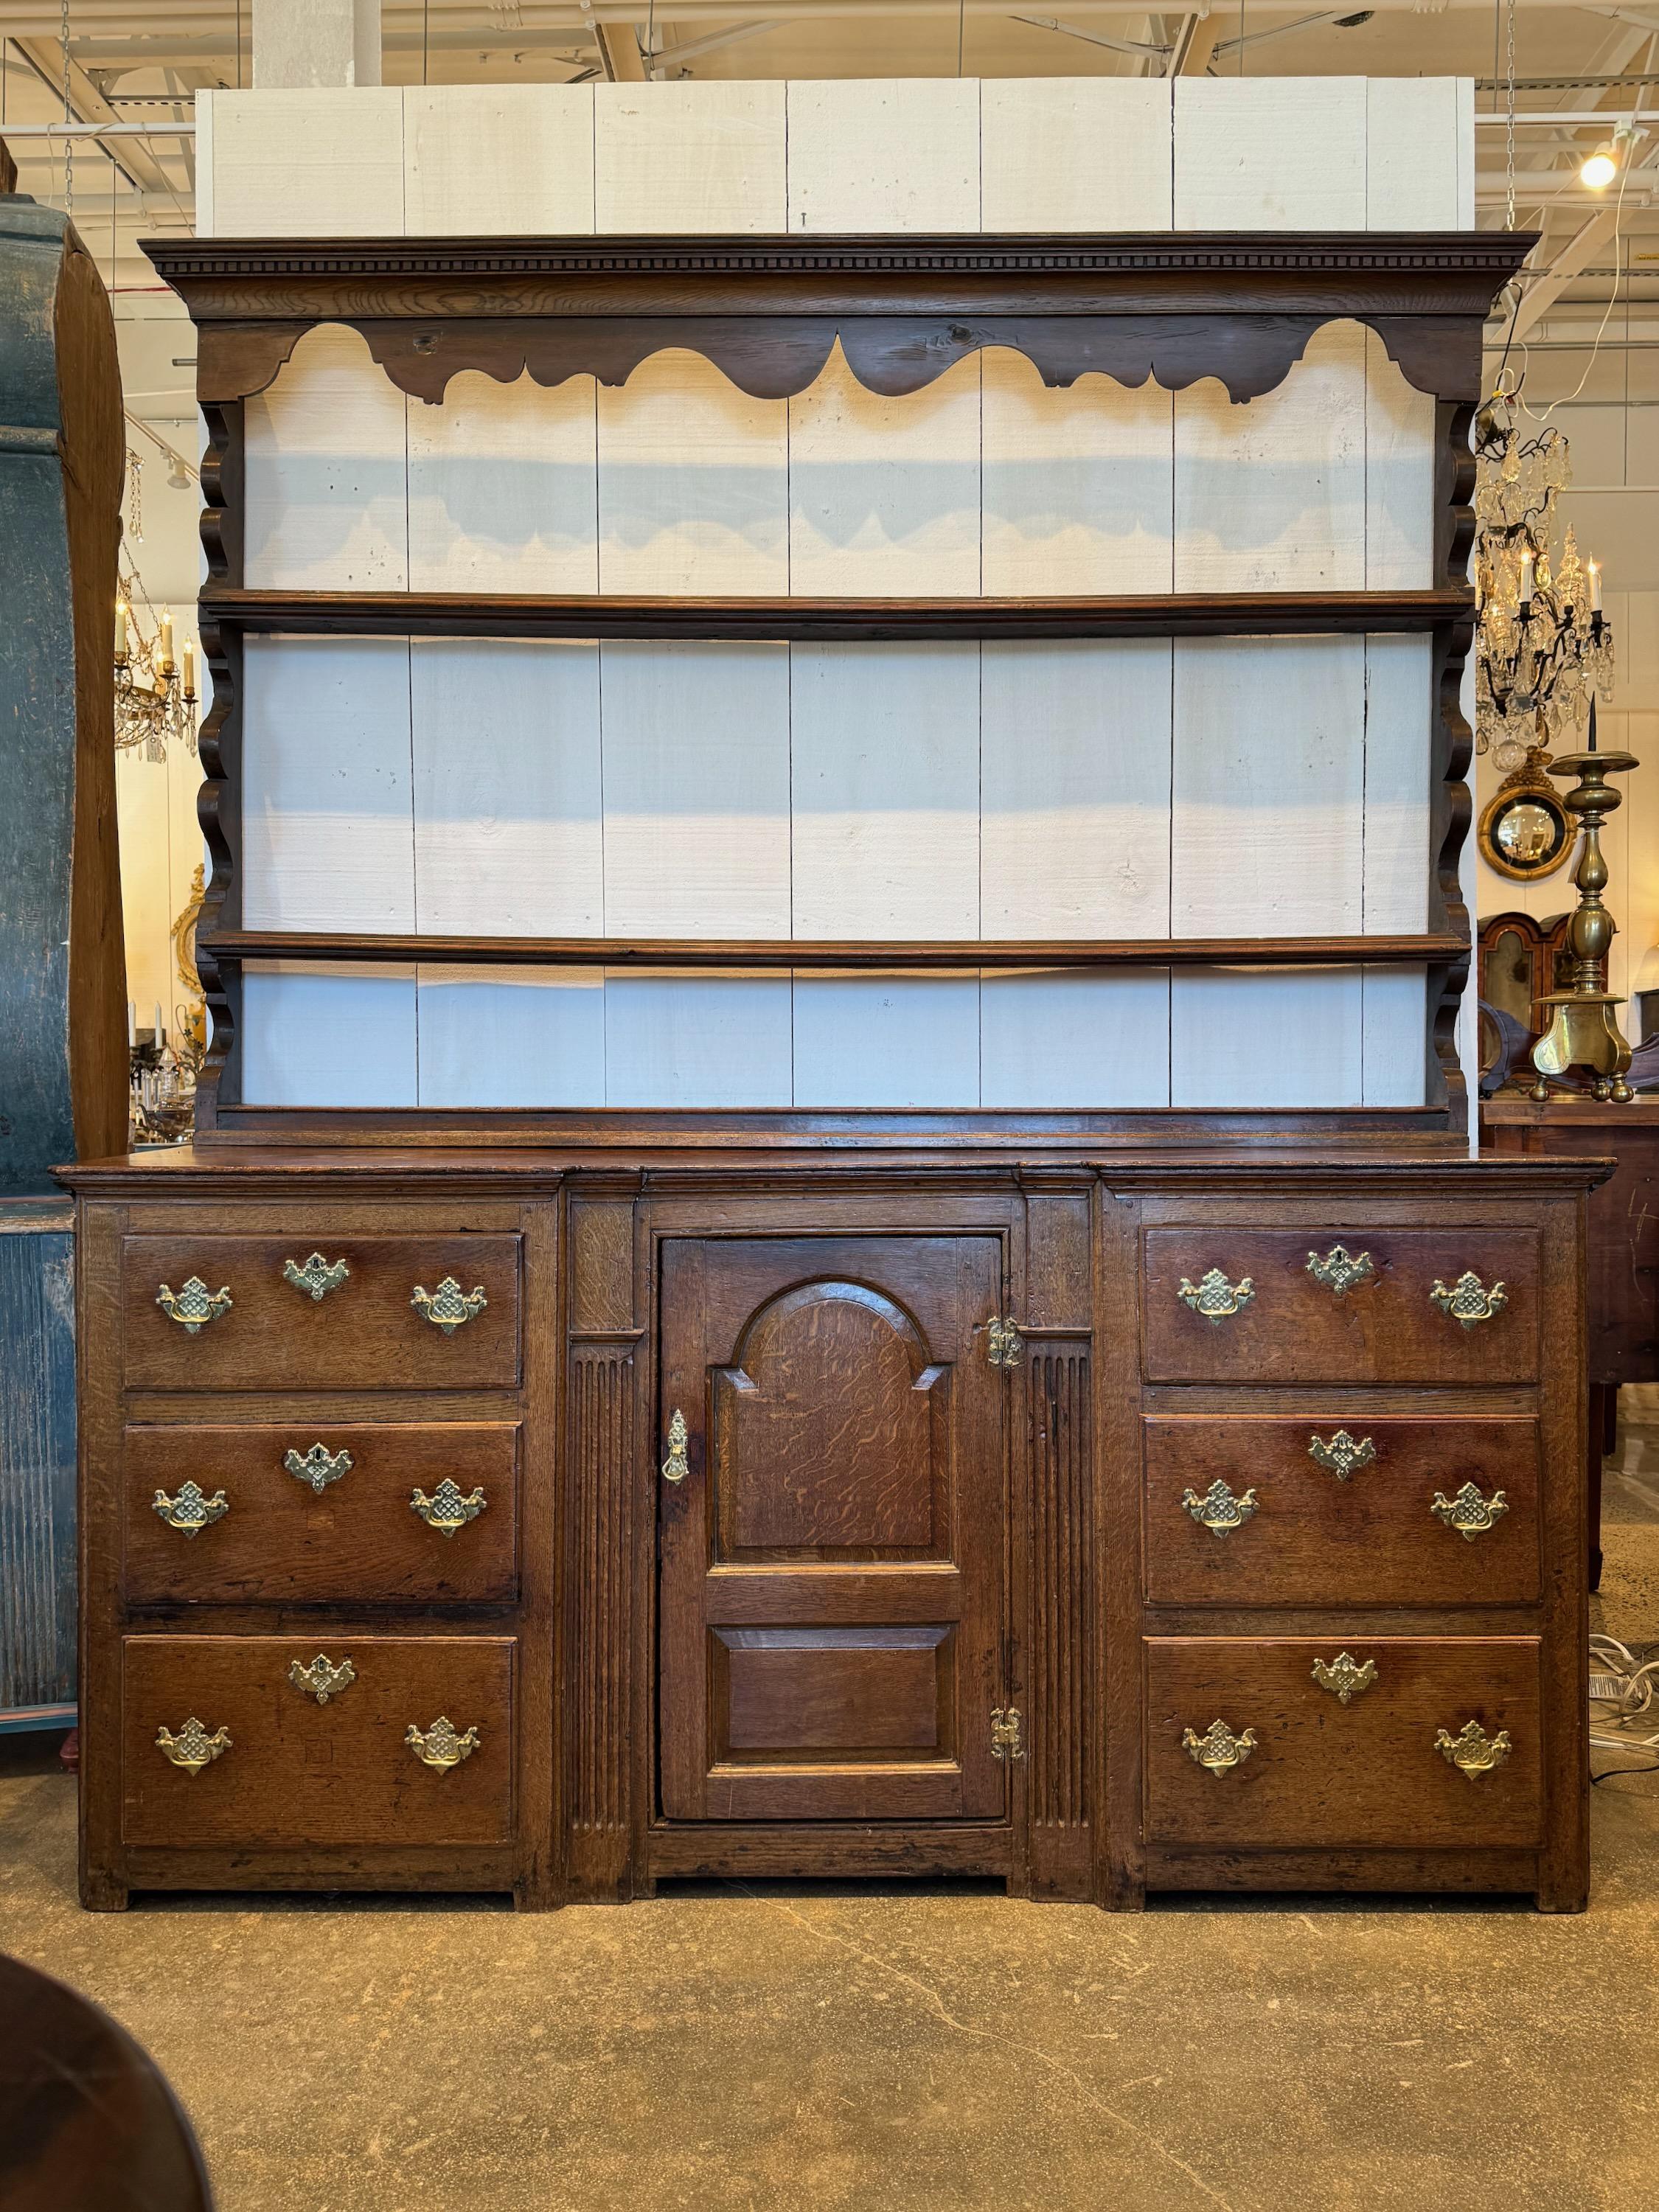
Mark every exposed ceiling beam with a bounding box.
[580,2,645,77]
[1009,13,1170,60]
[1211,9,1348,58]
[10,31,181,201]
[645,16,782,67]
[1166,10,1220,74]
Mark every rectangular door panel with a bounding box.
[659,1234,1006,1824]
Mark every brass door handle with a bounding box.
[406,1717,480,1770]
[1181,1478,1258,1535]
[1182,1719,1257,1774]
[411,1277,487,1334]
[661,1408,689,1484]
[156,1276,232,1334]
[282,1251,349,1300]
[1430,1272,1508,1329]
[151,1482,229,1536]
[155,1717,231,1774]
[1430,1483,1509,1540]
[1178,1269,1254,1323]
[411,1481,487,1535]
[1435,1720,1512,1778]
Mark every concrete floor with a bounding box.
[5,1441,1659,2212]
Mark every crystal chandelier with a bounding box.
[113,446,199,762]
[1472,383,1614,776]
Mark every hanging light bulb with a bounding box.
[1581,122,1635,190]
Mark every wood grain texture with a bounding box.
[411,640,602,936]
[1144,1635,1542,1849]
[404,85,595,237]
[1173,78,1367,230]
[785,80,979,234]
[595,83,787,234]
[1027,1344,1093,1898]
[122,1421,519,1607]
[240,961,417,1108]
[205,88,404,237]
[406,372,598,594]
[597,352,787,594]
[566,1344,636,1897]
[980,80,1172,233]
[243,327,408,591]
[416,968,605,1110]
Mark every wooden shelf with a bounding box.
[201,588,1474,644]
[206,931,1464,971]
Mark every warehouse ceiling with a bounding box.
[1,0,1653,415]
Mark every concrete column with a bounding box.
[252,0,381,88]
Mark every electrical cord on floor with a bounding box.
[1589,1634,1659,1784]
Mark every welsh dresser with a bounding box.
[63,223,1605,1913]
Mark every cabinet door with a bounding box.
[659,1236,1007,1823]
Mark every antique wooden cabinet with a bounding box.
[63,208,1604,1913]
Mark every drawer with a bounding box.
[1142,1228,1539,1384]
[122,1234,521,1391]
[123,1424,519,1607]
[122,1635,513,1848]
[1144,1416,1541,1607]
[1145,1636,1542,1849]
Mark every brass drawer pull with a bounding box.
[411,1480,487,1536]
[1181,1478,1258,1536]
[406,1716,480,1771]
[1182,1718,1257,1775]
[1311,1652,1378,1705]
[156,1276,232,1335]
[151,1481,229,1537]
[282,1251,349,1301]
[1430,1271,1509,1329]
[288,1654,356,1705]
[661,1408,689,1484]
[1306,1243,1375,1295]
[1435,1719,1513,1778]
[155,1717,231,1775]
[411,1276,488,1335]
[1308,1430,1375,1481]
[1430,1482,1510,1540]
[284,1442,353,1494]
[1178,1268,1254,1323]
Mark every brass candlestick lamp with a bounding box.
[1531,703,1641,1102]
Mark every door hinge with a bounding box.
[985,1315,1024,1369]
[990,1704,1025,1761]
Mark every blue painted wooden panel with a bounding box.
[0,1224,77,1723]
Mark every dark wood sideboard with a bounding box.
[1484,1097,1659,1587]
[62,1147,1600,1913]
[59,223,1610,1913]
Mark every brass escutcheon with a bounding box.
[411,1277,487,1335]
[282,1252,349,1301]
[1435,1719,1513,1778]
[1430,1481,1510,1540]
[661,1408,689,1485]
[151,1481,229,1537]
[1308,1430,1377,1482]
[156,1277,232,1335]
[288,1654,356,1705]
[155,1717,230,1775]
[1181,1478,1259,1536]
[990,1705,1025,1761]
[1178,1269,1255,1323]
[411,1479,487,1536]
[1306,1243,1376,1296]
[1182,1718,1258,1775]
[1430,1272,1509,1329]
[406,1716,480,1771]
[1310,1652,1379,1705]
[283,1442,353,1495]
[985,1315,1024,1369]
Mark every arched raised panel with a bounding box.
[713,1281,948,1556]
